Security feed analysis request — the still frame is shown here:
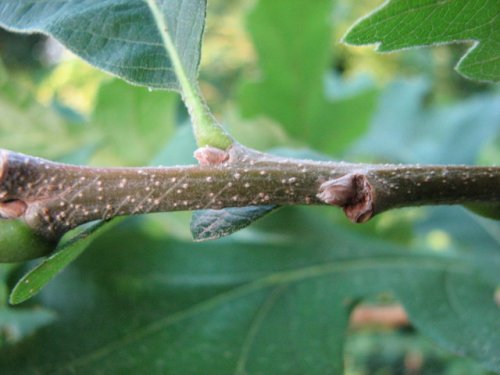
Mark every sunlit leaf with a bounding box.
[343,0,500,82]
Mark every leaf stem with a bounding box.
[1,149,498,241]
[144,0,233,149]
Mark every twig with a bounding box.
[1,147,498,241]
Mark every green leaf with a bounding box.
[91,79,178,166]
[1,207,498,373]
[342,0,500,82]
[239,0,378,155]
[191,206,277,241]
[0,0,203,90]
[8,221,115,305]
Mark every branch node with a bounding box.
[317,173,374,223]
[193,146,229,166]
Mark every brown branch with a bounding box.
[1,147,499,241]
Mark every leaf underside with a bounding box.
[0,0,206,89]
[343,0,500,82]
[191,205,278,241]
[1,207,499,374]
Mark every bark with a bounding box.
[1,147,499,241]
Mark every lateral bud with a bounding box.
[318,173,374,223]
[193,146,229,166]
[0,199,27,219]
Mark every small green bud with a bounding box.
[0,220,55,262]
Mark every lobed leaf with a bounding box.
[343,0,500,82]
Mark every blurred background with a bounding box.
[0,0,499,374]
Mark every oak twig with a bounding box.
[1,147,499,241]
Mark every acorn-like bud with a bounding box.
[0,220,55,262]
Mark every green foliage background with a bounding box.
[0,0,499,374]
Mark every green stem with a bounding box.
[144,0,232,149]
